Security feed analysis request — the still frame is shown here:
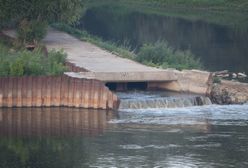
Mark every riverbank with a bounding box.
[86,0,248,11]
[1,28,248,109]
[211,80,248,105]
[85,0,248,29]
[0,30,119,110]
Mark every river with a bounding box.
[1,4,248,168]
[79,5,248,75]
[0,102,248,167]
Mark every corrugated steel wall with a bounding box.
[0,75,119,110]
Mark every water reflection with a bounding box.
[0,106,247,167]
[82,6,248,74]
[0,108,116,138]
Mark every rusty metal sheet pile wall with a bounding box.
[0,76,118,110]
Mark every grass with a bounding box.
[0,40,68,77]
[86,0,248,11]
[84,0,248,29]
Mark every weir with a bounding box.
[119,96,212,109]
[117,91,212,110]
[1,29,213,110]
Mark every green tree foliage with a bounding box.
[17,19,48,44]
[0,0,84,42]
[0,0,83,24]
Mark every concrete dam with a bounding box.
[0,29,213,110]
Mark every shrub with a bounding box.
[19,49,45,75]
[0,42,68,77]
[0,60,10,77]
[17,19,48,44]
[213,77,222,84]
[0,42,10,76]
[9,58,25,76]
[136,41,203,70]
[136,42,173,64]
[45,49,68,75]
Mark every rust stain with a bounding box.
[0,75,118,110]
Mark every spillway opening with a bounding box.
[105,82,148,91]
[105,83,117,91]
[127,82,148,90]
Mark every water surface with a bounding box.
[0,105,248,167]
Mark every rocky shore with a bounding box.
[210,80,248,105]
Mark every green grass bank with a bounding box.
[84,0,248,29]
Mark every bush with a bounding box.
[45,49,68,75]
[136,41,203,70]
[213,76,221,84]
[0,42,10,76]
[0,60,10,76]
[136,42,173,64]
[0,42,68,77]
[10,58,25,76]
[17,19,48,44]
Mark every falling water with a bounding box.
[118,91,212,109]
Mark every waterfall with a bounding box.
[118,92,212,110]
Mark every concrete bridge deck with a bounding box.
[43,29,177,82]
[3,29,177,82]
[2,29,212,95]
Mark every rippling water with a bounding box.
[113,105,248,126]
[0,105,248,167]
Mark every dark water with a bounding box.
[80,5,248,74]
[0,105,248,168]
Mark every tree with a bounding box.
[1,0,83,24]
[0,0,83,43]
